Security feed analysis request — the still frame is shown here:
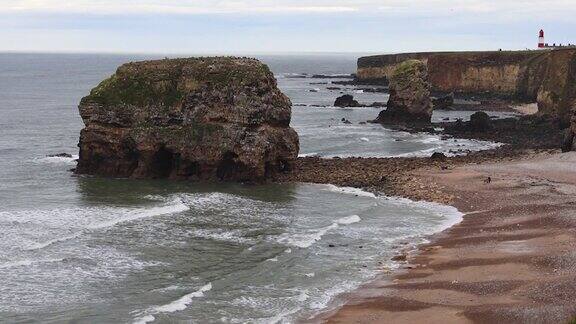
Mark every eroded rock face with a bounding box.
[76,57,299,182]
[537,49,576,124]
[376,60,433,124]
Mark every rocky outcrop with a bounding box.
[76,57,299,182]
[334,95,361,107]
[375,60,433,124]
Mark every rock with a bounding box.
[341,118,352,124]
[470,111,492,131]
[368,102,387,108]
[375,60,433,124]
[311,74,355,79]
[391,254,407,261]
[430,152,447,161]
[334,94,362,108]
[432,93,454,110]
[309,89,319,93]
[76,57,299,182]
[47,153,73,158]
[327,87,341,90]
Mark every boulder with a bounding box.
[334,94,362,107]
[432,93,454,110]
[469,111,491,132]
[376,60,433,124]
[430,152,447,161]
[76,57,299,182]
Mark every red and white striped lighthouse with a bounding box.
[538,29,545,48]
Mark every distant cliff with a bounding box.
[357,49,576,121]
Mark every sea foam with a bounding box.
[321,184,376,198]
[277,215,362,248]
[133,283,213,324]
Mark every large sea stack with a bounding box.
[76,57,299,182]
[376,60,433,124]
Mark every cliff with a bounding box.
[76,57,299,182]
[358,49,576,121]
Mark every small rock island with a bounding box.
[76,57,299,182]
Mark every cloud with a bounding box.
[2,0,575,17]
[2,0,358,14]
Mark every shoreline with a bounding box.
[311,151,576,323]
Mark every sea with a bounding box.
[0,53,514,323]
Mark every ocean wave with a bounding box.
[277,215,362,249]
[86,198,189,231]
[0,258,64,269]
[133,283,213,324]
[22,198,190,251]
[34,154,78,165]
[298,152,320,157]
[321,184,377,198]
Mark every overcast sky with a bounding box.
[1,0,575,54]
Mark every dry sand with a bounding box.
[316,152,576,324]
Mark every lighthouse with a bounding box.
[538,29,545,48]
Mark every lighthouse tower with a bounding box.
[538,29,545,48]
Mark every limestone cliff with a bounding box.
[76,57,299,182]
[535,49,576,121]
[358,49,576,122]
[357,51,545,97]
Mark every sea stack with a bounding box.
[375,60,433,124]
[76,57,299,182]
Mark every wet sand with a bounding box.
[318,152,576,323]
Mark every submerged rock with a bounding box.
[47,153,73,158]
[376,60,433,124]
[76,57,299,182]
[334,94,362,107]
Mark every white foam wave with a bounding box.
[23,198,190,251]
[359,137,370,142]
[277,215,362,248]
[86,199,189,231]
[0,258,63,269]
[335,215,361,225]
[321,184,376,198]
[298,152,319,158]
[35,154,78,165]
[134,283,213,324]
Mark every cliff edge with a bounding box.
[357,49,576,122]
[76,57,299,182]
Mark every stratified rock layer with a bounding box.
[376,60,433,124]
[76,57,299,181]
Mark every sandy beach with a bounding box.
[318,151,576,323]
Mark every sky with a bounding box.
[1,0,575,54]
